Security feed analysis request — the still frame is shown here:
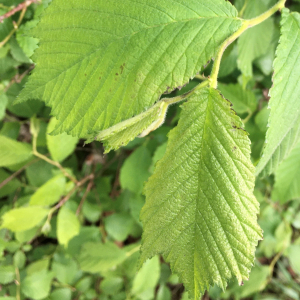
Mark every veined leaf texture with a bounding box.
[141,88,262,299]
[17,0,242,137]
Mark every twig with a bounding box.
[76,179,94,215]
[0,0,40,23]
[0,158,39,190]
[15,267,21,300]
[0,7,26,48]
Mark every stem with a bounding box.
[0,7,26,48]
[238,0,249,18]
[31,119,78,184]
[0,0,40,23]
[15,267,21,300]
[126,245,140,257]
[164,80,209,105]
[209,0,287,89]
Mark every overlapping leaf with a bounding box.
[17,0,242,137]
[256,9,300,175]
[140,88,262,299]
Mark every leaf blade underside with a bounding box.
[140,88,262,299]
[256,9,300,176]
[17,0,242,138]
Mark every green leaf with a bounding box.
[21,269,54,300]
[0,206,49,232]
[256,9,300,175]
[218,83,257,114]
[120,146,152,194]
[287,245,300,275]
[0,265,15,284]
[89,100,169,153]
[49,288,72,300]
[104,213,135,242]
[17,0,242,137]
[237,0,274,77]
[57,206,80,247]
[272,140,300,203]
[140,88,262,298]
[0,168,21,198]
[132,256,160,299]
[47,117,79,162]
[79,242,127,273]
[0,93,8,121]
[0,135,33,167]
[29,174,66,206]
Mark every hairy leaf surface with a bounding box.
[17,0,242,137]
[140,88,262,298]
[256,9,300,175]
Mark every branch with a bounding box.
[0,158,39,190]
[209,0,287,89]
[0,0,40,23]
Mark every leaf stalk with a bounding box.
[209,0,287,89]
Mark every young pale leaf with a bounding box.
[272,140,300,203]
[17,0,242,138]
[256,9,300,176]
[0,206,49,232]
[29,174,66,206]
[57,206,80,247]
[132,256,160,299]
[140,88,262,299]
[237,0,274,77]
[79,242,127,273]
[47,118,78,163]
[0,135,32,167]
[88,100,169,153]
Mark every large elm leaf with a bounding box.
[140,88,262,299]
[256,9,300,176]
[17,0,242,137]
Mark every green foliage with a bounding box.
[256,8,300,175]
[1,0,300,300]
[141,88,262,298]
[17,0,242,137]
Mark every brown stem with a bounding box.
[76,179,94,215]
[0,0,40,23]
[0,158,40,190]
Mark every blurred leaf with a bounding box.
[49,288,72,300]
[57,206,80,247]
[132,256,160,300]
[100,277,124,295]
[13,250,26,269]
[0,206,49,232]
[79,242,127,273]
[0,168,21,198]
[52,253,78,284]
[21,269,54,300]
[157,285,172,300]
[0,265,15,284]
[218,83,257,114]
[104,213,135,242]
[288,245,300,275]
[30,174,66,206]
[238,0,274,77]
[120,146,152,194]
[0,93,8,121]
[47,117,79,162]
[26,159,54,187]
[272,140,300,203]
[0,135,32,167]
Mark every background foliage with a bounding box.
[0,0,300,300]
